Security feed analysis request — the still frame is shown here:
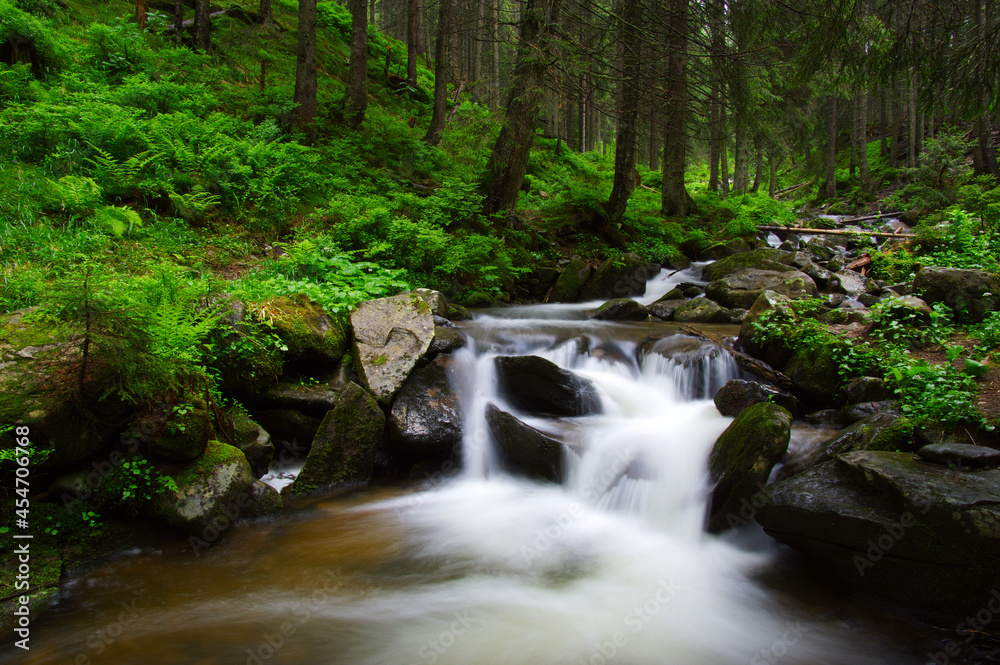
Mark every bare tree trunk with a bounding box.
[857,88,870,187]
[260,0,271,24]
[174,0,183,41]
[194,0,211,52]
[136,0,147,29]
[890,79,902,168]
[661,0,694,217]
[483,0,562,218]
[709,82,720,191]
[424,0,452,144]
[908,72,917,168]
[849,93,858,178]
[347,0,370,128]
[648,110,660,171]
[606,0,641,227]
[768,150,779,198]
[751,141,763,193]
[825,94,837,200]
[407,0,419,85]
[879,88,889,159]
[720,105,729,197]
[293,0,318,131]
[732,121,749,195]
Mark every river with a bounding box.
[4,269,956,664]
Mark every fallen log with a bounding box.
[846,255,873,270]
[758,225,911,239]
[840,211,902,224]
[680,325,794,392]
[774,180,814,196]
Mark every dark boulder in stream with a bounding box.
[494,355,602,417]
[706,268,818,310]
[757,450,1000,618]
[579,253,657,301]
[589,298,649,321]
[713,379,799,417]
[288,382,385,496]
[390,356,463,457]
[707,402,792,533]
[485,404,564,481]
[550,258,593,302]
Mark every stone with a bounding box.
[351,293,436,404]
[550,258,594,302]
[150,441,255,534]
[413,288,449,317]
[830,270,874,298]
[150,408,213,462]
[485,404,564,481]
[912,266,1000,323]
[389,356,463,458]
[255,381,343,418]
[706,269,819,310]
[579,253,655,301]
[590,298,650,321]
[756,451,1000,618]
[737,290,798,368]
[229,410,275,478]
[252,409,321,448]
[447,304,472,321]
[268,294,347,367]
[288,383,385,496]
[427,327,467,356]
[242,479,283,518]
[701,248,797,282]
[494,355,602,418]
[783,345,843,406]
[713,379,799,417]
[638,334,721,366]
[648,299,686,321]
[699,238,753,261]
[672,298,731,323]
[843,376,893,404]
[707,403,792,532]
[840,401,900,425]
[916,443,1000,468]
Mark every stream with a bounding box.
[4,269,959,664]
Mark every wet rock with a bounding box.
[728,308,748,324]
[913,266,1000,323]
[485,404,564,481]
[671,298,731,323]
[804,409,843,427]
[682,285,705,298]
[427,326,467,356]
[447,303,472,321]
[840,401,900,425]
[351,293,435,404]
[590,298,650,321]
[256,381,343,418]
[150,441,255,534]
[242,479,283,518]
[783,343,843,405]
[844,377,893,404]
[229,409,274,478]
[738,290,798,368]
[550,258,594,303]
[648,299,685,321]
[389,356,462,458]
[288,383,385,496]
[708,403,792,532]
[639,334,721,366]
[252,409,321,448]
[699,238,754,261]
[494,355,602,417]
[579,253,655,301]
[589,341,634,369]
[268,294,347,367]
[916,443,1000,469]
[706,269,818,310]
[756,451,1000,618]
[830,270,874,298]
[701,248,797,282]
[713,379,799,417]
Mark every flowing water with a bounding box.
[6,270,946,664]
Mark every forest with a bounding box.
[4,0,1000,661]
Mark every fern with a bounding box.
[94,205,142,237]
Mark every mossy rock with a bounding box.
[589,298,650,321]
[150,408,213,462]
[706,269,818,310]
[550,258,593,303]
[784,343,842,406]
[579,253,654,301]
[701,248,796,282]
[672,298,730,324]
[228,408,274,478]
[268,294,347,368]
[287,383,385,496]
[737,290,799,368]
[149,441,255,534]
[707,402,792,532]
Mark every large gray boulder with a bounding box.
[494,355,602,417]
[550,258,594,302]
[485,404,564,481]
[288,383,385,496]
[351,293,435,404]
[830,270,875,298]
[229,409,275,478]
[579,253,656,301]
[912,266,1000,322]
[713,379,799,417]
[255,380,345,417]
[757,451,1000,618]
[390,356,463,458]
[149,408,213,462]
[706,269,818,310]
[150,441,255,534]
[707,403,792,532]
[268,294,347,367]
[671,298,731,323]
[737,290,798,367]
[590,298,650,321]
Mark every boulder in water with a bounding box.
[426,326,467,357]
[351,293,436,404]
[706,269,818,310]
[228,409,275,478]
[648,299,685,320]
[737,290,798,368]
[550,258,594,302]
[713,379,799,417]
[494,355,602,417]
[412,288,449,317]
[389,356,463,458]
[701,248,796,282]
[638,334,721,366]
[579,253,656,301]
[485,404,564,481]
[671,298,731,323]
[916,442,1000,468]
[252,409,321,448]
[589,298,650,321]
[707,402,792,532]
[288,383,385,496]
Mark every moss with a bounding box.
[372,354,388,366]
[269,294,346,367]
[164,440,247,488]
[702,249,796,281]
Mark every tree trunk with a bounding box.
[606,0,641,227]
[661,0,694,217]
[648,110,659,171]
[720,105,729,197]
[194,0,211,52]
[849,93,857,178]
[879,87,889,159]
[423,0,452,144]
[260,0,271,24]
[751,140,763,193]
[908,72,917,168]
[293,0,318,131]
[732,120,749,195]
[483,0,562,218]
[347,0,369,128]
[768,150,779,198]
[407,0,419,85]
[890,79,902,168]
[174,0,183,41]
[857,88,870,187]
[136,0,147,29]
[825,94,837,200]
[709,82,720,191]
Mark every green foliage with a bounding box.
[95,454,177,516]
[0,0,64,75]
[886,359,987,429]
[882,131,973,213]
[867,299,954,348]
